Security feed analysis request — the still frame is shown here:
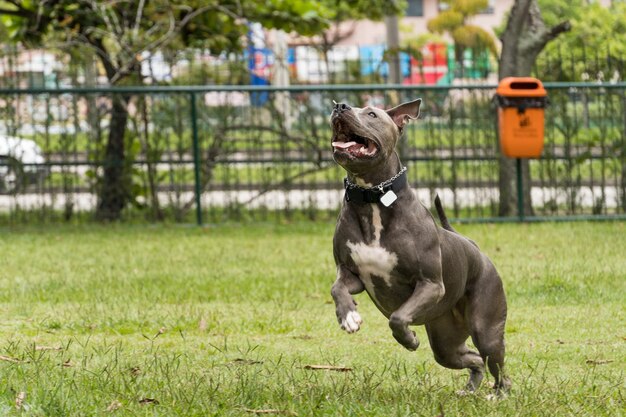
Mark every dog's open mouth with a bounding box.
[332,132,378,158]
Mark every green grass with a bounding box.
[0,222,624,416]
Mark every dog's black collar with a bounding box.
[343,167,407,205]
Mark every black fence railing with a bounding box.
[1,83,625,225]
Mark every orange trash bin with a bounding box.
[495,77,547,158]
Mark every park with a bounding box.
[1,1,625,415]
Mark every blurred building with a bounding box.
[275,0,516,85]
[330,0,513,47]
[0,49,60,88]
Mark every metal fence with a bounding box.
[1,83,625,225]
[3,43,623,89]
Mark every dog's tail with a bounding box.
[434,194,457,233]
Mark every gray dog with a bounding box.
[330,98,511,394]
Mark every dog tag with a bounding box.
[380,190,397,207]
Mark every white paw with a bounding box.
[341,311,362,333]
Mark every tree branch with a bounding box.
[520,19,571,56]
[0,7,34,18]
[107,4,224,84]
[524,1,571,48]
[546,21,572,40]
[85,36,120,82]
[240,163,334,207]
[133,0,147,40]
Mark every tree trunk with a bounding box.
[497,0,571,216]
[96,95,131,221]
[91,39,137,221]
[498,39,539,216]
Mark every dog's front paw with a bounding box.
[340,311,362,333]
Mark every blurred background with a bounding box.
[0,0,624,224]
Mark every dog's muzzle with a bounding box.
[333,102,351,114]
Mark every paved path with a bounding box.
[0,186,620,213]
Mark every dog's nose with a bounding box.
[333,102,351,113]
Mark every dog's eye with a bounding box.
[368,111,377,118]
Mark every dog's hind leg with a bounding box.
[389,278,445,351]
[466,269,511,394]
[425,311,485,392]
[469,319,510,394]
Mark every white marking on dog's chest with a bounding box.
[347,205,398,301]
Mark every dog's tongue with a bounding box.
[332,141,357,149]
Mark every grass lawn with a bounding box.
[0,221,624,416]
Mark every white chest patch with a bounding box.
[346,205,398,303]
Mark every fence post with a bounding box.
[516,158,524,221]
[190,92,203,226]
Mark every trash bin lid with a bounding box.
[496,77,547,97]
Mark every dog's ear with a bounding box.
[386,98,421,131]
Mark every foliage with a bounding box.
[427,0,497,58]
[162,54,249,86]
[537,0,626,81]
[399,30,446,57]
[499,1,626,81]
[298,0,405,84]
[0,1,330,83]
[0,0,335,220]
[319,0,405,23]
